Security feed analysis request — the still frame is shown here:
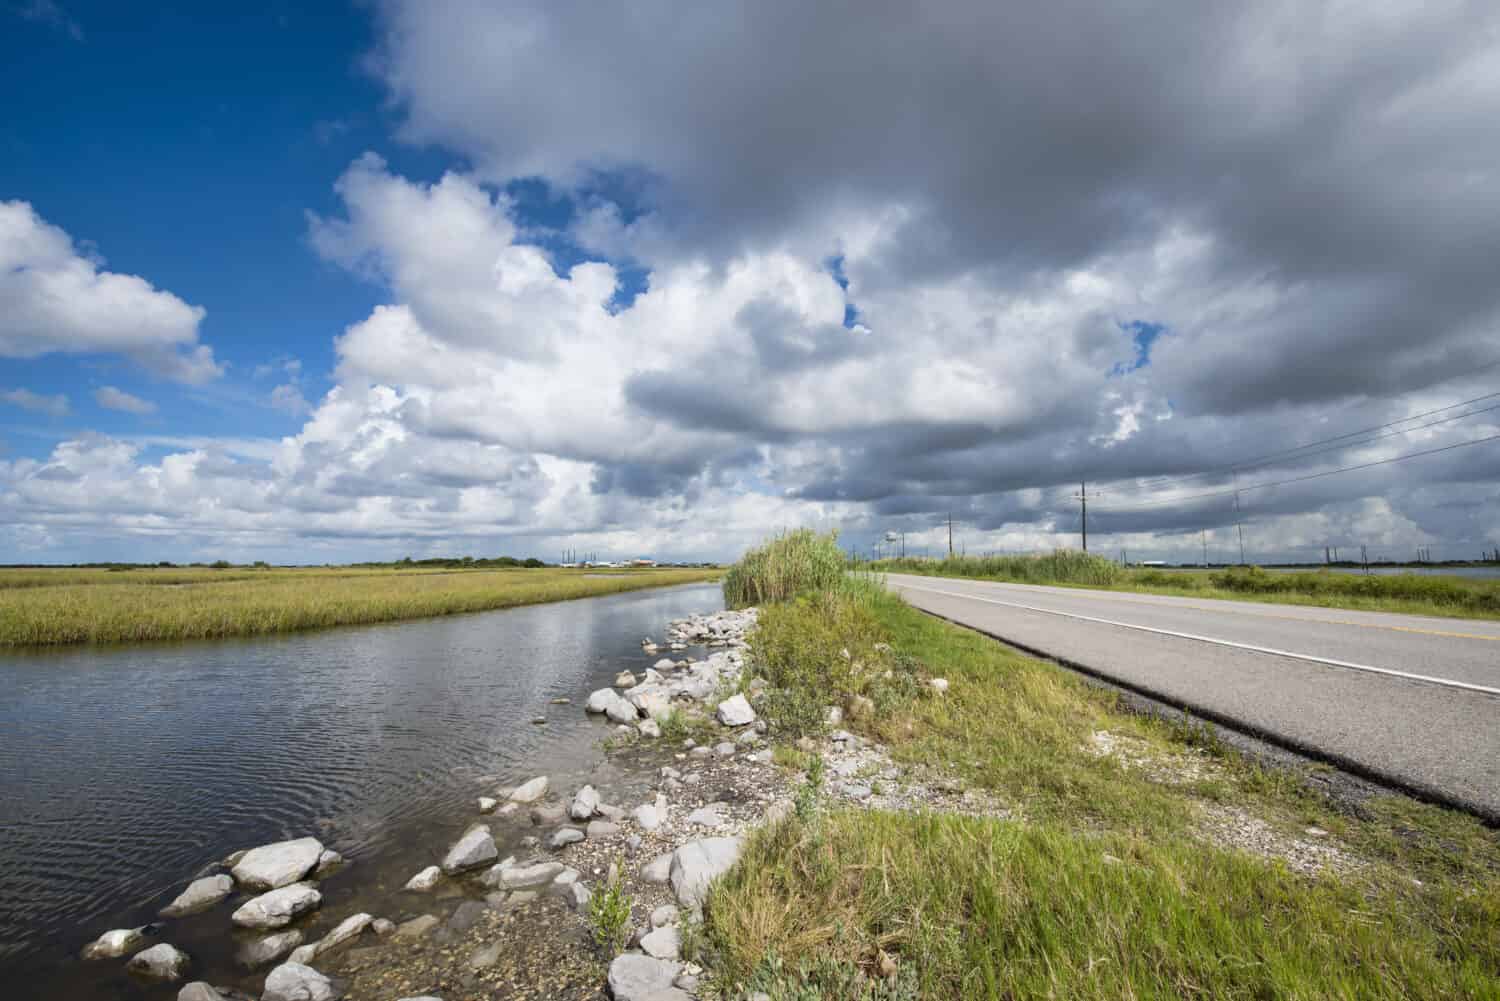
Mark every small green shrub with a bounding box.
[724,529,849,608]
[794,755,825,823]
[585,864,633,954]
[587,861,633,956]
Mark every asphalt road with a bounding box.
[883,573,1500,819]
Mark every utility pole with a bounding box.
[1230,471,1246,565]
[947,512,953,558]
[1361,544,1369,574]
[1075,481,1089,552]
[1203,530,1209,568]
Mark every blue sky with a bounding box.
[3,1,1497,565]
[3,3,421,452]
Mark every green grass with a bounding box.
[723,529,849,608]
[708,811,1499,1000]
[0,566,722,647]
[872,552,1500,620]
[700,548,1500,999]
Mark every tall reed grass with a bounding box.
[723,529,849,608]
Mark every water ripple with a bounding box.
[0,582,723,997]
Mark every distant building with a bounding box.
[631,558,657,567]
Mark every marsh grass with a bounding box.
[723,529,848,608]
[0,566,721,647]
[874,553,1500,619]
[704,551,1500,998]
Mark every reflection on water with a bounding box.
[0,582,723,999]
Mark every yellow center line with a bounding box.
[885,575,1500,643]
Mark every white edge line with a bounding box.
[891,580,1500,698]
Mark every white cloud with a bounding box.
[269,383,311,416]
[94,386,157,415]
[7,3,1500,563]
[0,201,222,383]
[1,387,69,417]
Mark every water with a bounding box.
[0,582,723,999]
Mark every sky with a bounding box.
[2,0,1498,566]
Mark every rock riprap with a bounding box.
[231,882,322,929]
[508,776,550,803]
[231,837,324,891]
[669,836,745,907]
[607,954,688,1001]
[126,942,189,981]
[498,861,565,889]
[715,693,757,727]
[441,824,498,874]
[570,785,600,820]
[160,874,235,917]
[261,961,339,1001]
[237,929,304,968]
[82,927,147,960]
[403,865,442,892]
[640,924,682,960]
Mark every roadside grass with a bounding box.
[707,811,1499,1000]
[0,567,722,647]
[872,553,1500,620]
[701,566,1500,999]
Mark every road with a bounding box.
[882,573,1500,819]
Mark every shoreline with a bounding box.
[67,607,777,1000]
[48,565,1500,999]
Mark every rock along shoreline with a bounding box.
[80,605,965,1000]
[77,607,808,1000]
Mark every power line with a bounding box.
[1096,431,1500,513]
[1124,387,1500,494]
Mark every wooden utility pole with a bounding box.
[948,512,953,558]
[1076,481,1089,552]
[1203,530,1209,567]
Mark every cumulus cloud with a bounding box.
[0,201,222,383]
[6,2,1500,562]
[1,387,69,417]
[94,386,157,415]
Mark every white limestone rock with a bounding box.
[126,942,189,981]
[237,929,304,968]
[508,776,550,803]
[403,865,442,892]
[498,861,565,889]
[231,883,322,930]
[161,874,234,918]
[261,961,339,1001]
[82,927,147,960]
[715,693,756,727]
[313,912,372,956]
[570,785,600,820]
[441,824,498,874]
[607,954,687,1001]
[669,836,744,908]
[231,837,324,891]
